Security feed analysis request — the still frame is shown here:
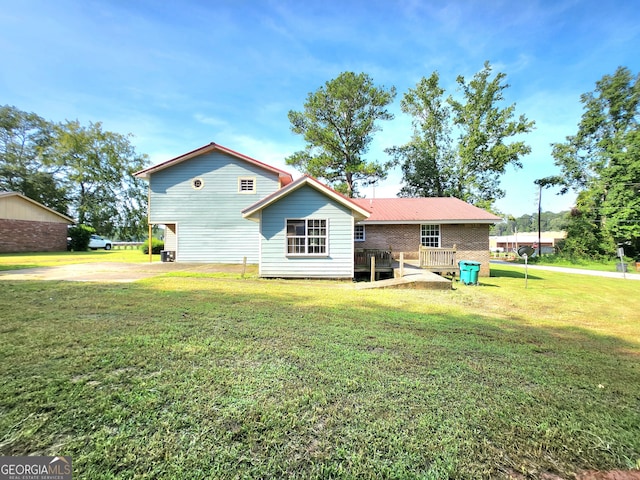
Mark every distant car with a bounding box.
[89,234,112,250]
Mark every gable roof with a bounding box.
[242,175,371,221]
[0,192,75,224]
[133,142,294,185]
[351,197,501,224]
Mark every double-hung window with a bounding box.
[354,224,365,242]
[420,224,440,247]
[287,219,327,255]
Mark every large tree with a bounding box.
[386,72,455,198]
[50,120,149,240]
[1,105,150,240]
[389,62,535,211]
[551,66,640,257]
[286,72,397,197]
[0,105,68,214]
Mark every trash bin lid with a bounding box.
[458,260,481,266]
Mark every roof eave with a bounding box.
[133,142,294,184]
[0,192,75,223]
[359,219,500,225]
[242,176,371,220]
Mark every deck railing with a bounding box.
[419,246,458,271]
[354,249,393,271]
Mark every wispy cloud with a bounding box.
[1,0,637,214]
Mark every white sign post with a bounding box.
[618,246,626,280]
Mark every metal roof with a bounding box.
[352,197,501,224]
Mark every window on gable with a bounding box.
[420,224,440,247]
[354,224,365,242]
[238,177,255,193]
[287,219,327,255]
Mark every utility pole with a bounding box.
[538,183,542,258]
[534,176,563,258]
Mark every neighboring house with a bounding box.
[351,198,501,277]
[134,143,293,263]
[242,176,370,279]
[0,192,74,253]
[135,143,500,277]
[490,231,567,255]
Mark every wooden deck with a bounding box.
[354,248,458,290]
[354,249,394,280]
[419,246,459,273]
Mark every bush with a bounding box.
[68,224,95,251]
[141,238,164,254]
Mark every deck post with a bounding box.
[370,256,376,283]
[399,252,404,278]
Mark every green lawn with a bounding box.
[0,262,638,479]
[0,249,157,271]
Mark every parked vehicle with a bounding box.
[89,234,112,250]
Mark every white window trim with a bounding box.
[285,218,329,257]
[420,224,441,247]
[238,176,256,194]
[354,224,365,242]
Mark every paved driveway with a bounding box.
[491,260,640,281]
[0,262,253,283]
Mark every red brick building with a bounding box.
[0,192,74,253]
[352,198,500,277]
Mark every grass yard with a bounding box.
[0,263,638,479]
[0,249,158,271]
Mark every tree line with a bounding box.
[0,106,148,240]
[491,211,569,236]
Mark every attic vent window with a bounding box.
[192,178,204,190]
[238,177,256,194]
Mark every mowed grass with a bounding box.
[0,264,638,479]
[0,249,157,271]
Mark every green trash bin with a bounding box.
[459,260,481,285]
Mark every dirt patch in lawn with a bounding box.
[0,261,255,282]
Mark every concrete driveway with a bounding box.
[490,260,640,281]
[0,262,253,283]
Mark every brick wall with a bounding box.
[356,223,492,276]
[0,219,68,253]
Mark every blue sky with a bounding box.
[1,0,638,215]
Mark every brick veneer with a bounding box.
[0,219,68,253]
[356,223,492,276]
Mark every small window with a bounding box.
[238,177,255,193]
[286,219,327,255]
[192,178,204,190]
[354,225,365,242]
[421,224,440,247]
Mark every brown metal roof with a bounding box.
[352,197,501,224]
